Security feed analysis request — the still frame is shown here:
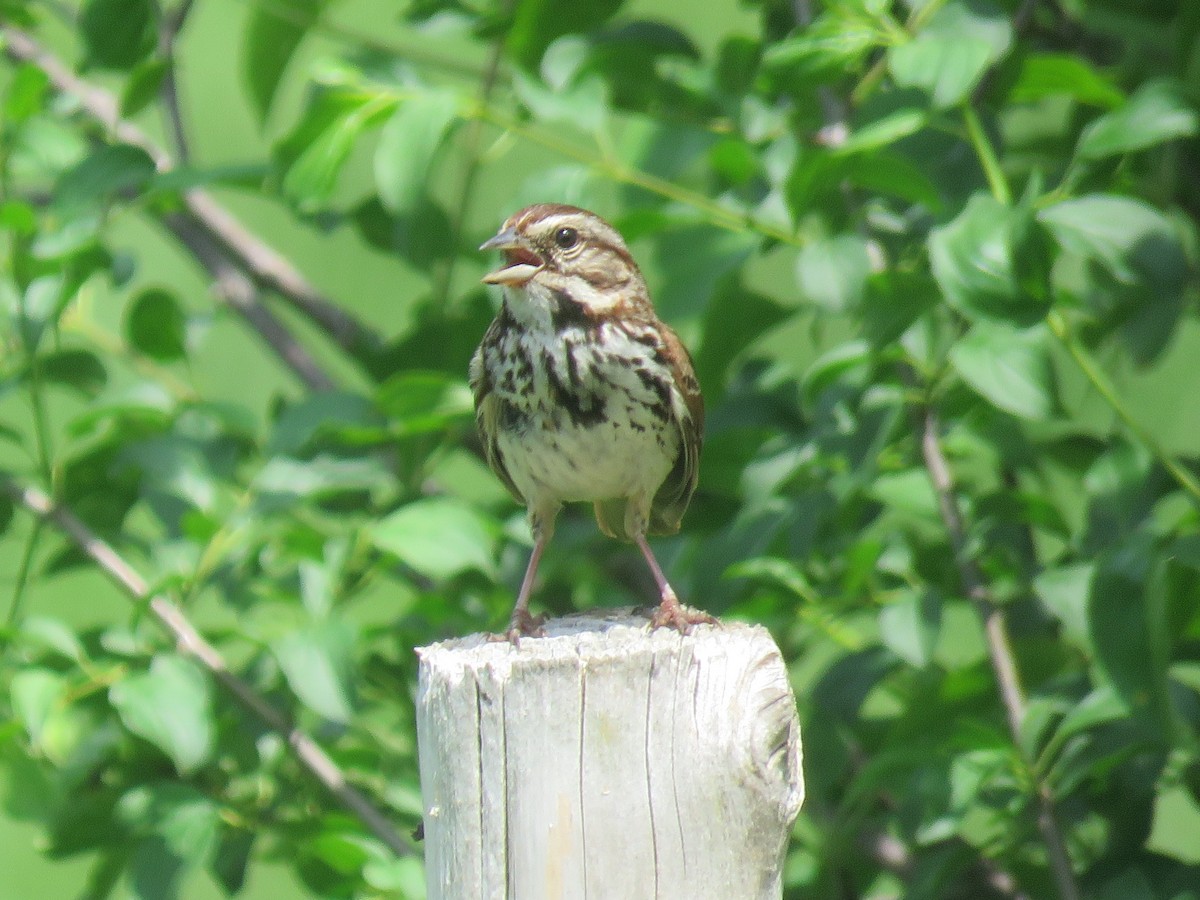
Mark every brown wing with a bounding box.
[648,324,703,535]
[469,334,524,504]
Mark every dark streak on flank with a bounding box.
[635,367,672,420]
[542,349,606,428]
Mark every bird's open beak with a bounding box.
[480,227,544,286]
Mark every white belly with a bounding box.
[500,412,676,505]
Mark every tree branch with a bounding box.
[1,26,380,364]
[164,210,337,391]
[906,380,1081,900]
[157,0,196,163]
[0,474,413,860]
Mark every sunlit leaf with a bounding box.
[887,0,1012,107]
[368,498,499,581]
[879,589,942,668]
[374,91,459,215]
[1078,79,1199,159]
[928,192,1050,323]
[949,321,1057,420]
[796,233,872,312]
[1007,53,1123,108]
[110,655,214,774]
[272,620,357,723]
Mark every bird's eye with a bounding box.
[554,227,579,249]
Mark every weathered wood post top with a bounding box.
[416,609,804,900]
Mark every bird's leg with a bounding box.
[499,507,558,643]
[506,533,548,642]
[634,533,716,633]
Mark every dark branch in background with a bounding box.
[157,0,196,163]
[1,27,381,368]
[165,211,337,391]
[0,474,413,859]
[906,375,1081,900]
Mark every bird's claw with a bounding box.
[489,608,547,645]
[648,592,717,634]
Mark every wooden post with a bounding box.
[415,610,804,900]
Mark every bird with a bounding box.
[469,203,714,640]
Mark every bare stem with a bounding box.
[158,0,196,163]
[907,378,1081,900]
[0,473,413,859]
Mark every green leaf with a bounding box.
[55,144,157,211]
[887,0,1012,108]
[280,90,395,212]
[243,0,323,121]
[879,589,942,668]
[272,620,357,723]
[1007,53,1123,108]
[870,469,939,520]
[110,654,214,774]
[11,668,68,749]
[267,392,383,454]
[762,5,884,79]
[374,91,459,215]
[253,454,393,499]
[835,108,928,155]
[80,0,159,70]
[1038,195,1189,294]
[1033,563,1093,651]
[796,233,872,312]
[120,58,169,117]
[4,64,50,123]
[1078,79,1199,159]
[652,226,757,322]
[375,371,474,434]
[928,193,1050,324]
[513,70,608,134]
[505,0,623,69]
[40,348,109,396]
[118,435,217,511]
[125,288,188,361]
[212,829,255,895]
[118,784,221,900]
[1053,685,1129,746]
[368,498,499,581]
[949,321,1057,420]
[18,616,88,663]
[1089,552,1159,710]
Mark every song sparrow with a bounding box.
[470,204,714,640]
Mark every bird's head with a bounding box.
[479,204,646,319]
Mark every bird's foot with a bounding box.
[489,607,547,645]
[648,590,717,634]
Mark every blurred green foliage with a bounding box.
[3,0,1200,897]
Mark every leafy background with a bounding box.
[2,0,1200,897]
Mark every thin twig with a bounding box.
[1,26,379,362]
[0,473,413,859]
[157,0,196,163]
[905,376,1081,900]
